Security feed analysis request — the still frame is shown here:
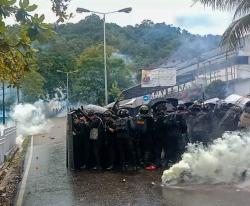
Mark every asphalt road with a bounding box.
[18,117,250,206]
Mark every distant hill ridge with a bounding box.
[54,14,221,70]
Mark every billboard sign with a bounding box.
[141,68,176,88]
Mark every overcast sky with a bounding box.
[29,0,233,35]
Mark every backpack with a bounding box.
[116,117,129,133]
[89,128,98,140]
[136,115,148,134]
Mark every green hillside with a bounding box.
[23,15,220,104]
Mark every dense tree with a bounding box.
[0,0,71,90]
[108,81,122,103]
[37,50,77,98]
[72,45,132,105]
[30,14,221,104]
[21,68,45,102]
[55,15,220,71]
[0,1,223,105]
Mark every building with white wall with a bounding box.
[120,37,250,104]
[164,37,250,97]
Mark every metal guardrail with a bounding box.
[0,126,17,165]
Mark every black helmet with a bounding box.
[190,104,201,112]
[117,109,129,117]
[103,111,112,117]
[139,105,150,115]
[244,101,250,113]
[177,104,185,111]
[88,110,95,116]
[156,104,167,111]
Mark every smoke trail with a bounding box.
[11,103,52,136]
[0,125,5,136]
[162,131,250,186]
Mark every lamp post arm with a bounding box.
[87,10,105,15]
[81,10,125,15]
[104,10,121,15]
[2,82,5,125]
[103,14,108,105]
[66,73,69,111]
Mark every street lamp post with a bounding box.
[76,7,132,105]
[57,70,79,111]
[2,82,5,125]
[66,72,69,108]
[103,13,107,106]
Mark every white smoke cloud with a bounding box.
[11,103,52,135]
[162,131,250,186]
[0,125,5,136]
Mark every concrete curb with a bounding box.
[4,146,19,162]
[0,146,18,169]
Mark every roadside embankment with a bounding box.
[0,137,29,206]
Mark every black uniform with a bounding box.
[72,118,83,170]
[115,116,136,170]
[218,105,242,136]
[103,116,116,169]
[163,111,186,165]
[80,118,90,169]
[89,115,104,169]
[187,108,212,145]
[173,111,188,161]
[154,112,166,167]
[135,113,155,166]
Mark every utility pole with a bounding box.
[2,82,5,125]
[17,87,20,103]
[57,70,79,111]
[103,13,108,105]
[66,72,69,111]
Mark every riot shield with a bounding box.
[66,112,75,169]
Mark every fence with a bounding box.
[0,126,17,165]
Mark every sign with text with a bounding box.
[141,68,176,88]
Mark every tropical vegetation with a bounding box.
[1,1,222,105]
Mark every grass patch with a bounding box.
[12,136,30,169]
[20,137,30,159]
[0,137,30,206]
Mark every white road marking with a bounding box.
[16,136,34,206]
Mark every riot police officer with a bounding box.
[115,109,136,171]
[154,104,167,167]
[163,108,181,166]
[239,102,250,128]
[72,113,83,170]
[79,114,90,169]
[88,111,104,170]
[218,104,242,136]
[186,104,212,145]
[103,111,116,170]
[136,105,155,169]
[174,105,188,161]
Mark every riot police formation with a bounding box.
[115,109,137,171]
[135,105,155,169]
[70,100,247,171]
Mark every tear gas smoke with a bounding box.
[11,103,52,135]
[0,125,5,136]
[162,131,250,186]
